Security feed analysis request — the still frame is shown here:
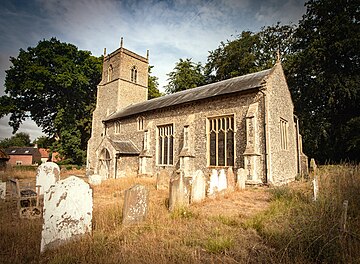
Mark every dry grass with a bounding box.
[1,165,359,263]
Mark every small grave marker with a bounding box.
[0,182,5,199]
[191,170,206,203]
[122,184,149,225]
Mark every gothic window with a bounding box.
[183,125,189,149]
[137,116,144,131]
[280,118,288,150]
[107,64,113,82]
[158,124,174,165]
[131,66,138,83]
[208,115,234,166]
[114,121,121,134]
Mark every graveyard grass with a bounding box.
[1,165,359,263]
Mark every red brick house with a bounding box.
[38,148,62,163]
[5,147,41,166]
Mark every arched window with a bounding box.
[107,64,113,82]
[131,66,137,83]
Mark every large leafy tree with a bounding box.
[286,0,360,162]
[0,132,31,148]
[205,24,295,83]
[148,65,162,99]
[0,38,102,164]
[165,58,205,94]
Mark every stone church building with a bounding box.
[87,44,307,185]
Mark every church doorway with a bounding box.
[99,148,111,179]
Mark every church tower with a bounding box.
[87,41,148,174]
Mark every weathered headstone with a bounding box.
[36,162,60,195]
[169,172,189,211]
[191,170,206,203]
[310,158,317,174]
[122,184,149,225]
[156,170,170,190]
[88,174,103,186]
[40,176,92,252]
[218,169,227,192]
[312,176,319,201]
[208,169,219,196]
[0,181,6,199]
[226,168,236,191]
[236,168,246,190]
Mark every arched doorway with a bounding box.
[99,148,111,179]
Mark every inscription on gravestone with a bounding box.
[122,184,149,225]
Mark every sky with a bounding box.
[0,0,306,141]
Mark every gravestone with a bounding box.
[312,176,319,201]
[191,170,206,203]
[156,170,169,190]
[0,181,5,199]
[40,176,92,252]
[88,174,103,186]
[226,168,236,191]
[169,172,189,211]
[122,184,149,225]
[310,158,317,174]
[218,169,227,192]
[237,168,246,190]
[36,162,60,195]
[208,169,219,196]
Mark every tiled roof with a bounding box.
[109,140,140,155]
[5,147,40,156]
[105,67,273,121]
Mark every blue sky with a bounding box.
[0,0,306,141]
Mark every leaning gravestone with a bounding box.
[208,169,219,196]
[191,170,206,203]
[0,181,6,199]
[226,168,236,191]
[122,184,149,225]
[36,162,60,195]
[40,176,92,252]
[156,170,170,190]
[169,172,189,211]
[218,169,227,192]
[88,174,104,186]
[237,168,246,190]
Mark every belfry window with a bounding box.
[158,124,174,165]
[131,66,137,83]
[107,64,113,82]
[208,115,234,166]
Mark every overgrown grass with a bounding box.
[1,165,359,263]
[245,164,360,263]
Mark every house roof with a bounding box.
[109,140,140,155]
[38,148,49,158]
[0,148,9,160]
[5,147,40,156]
[105,67,273,122]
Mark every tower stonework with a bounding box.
[87,46,148,175]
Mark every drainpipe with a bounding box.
[294,115,301,175]
[259,89,272,184]
[114,153,119,179]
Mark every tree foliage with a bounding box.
[286,0,360,162]
[33,136,53,149]
[0,132,31,148]
[0,38,102,164]
[148,65,162,99]
[205,24,295,83]
[165,58,205,94]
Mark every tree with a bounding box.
[148,66,162,99]
[165,58,205,94]
[0,38,103,164]
[0,132,31,148]
[286,0,360,162]
[33,136,53,149]
[205,25,295,83]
